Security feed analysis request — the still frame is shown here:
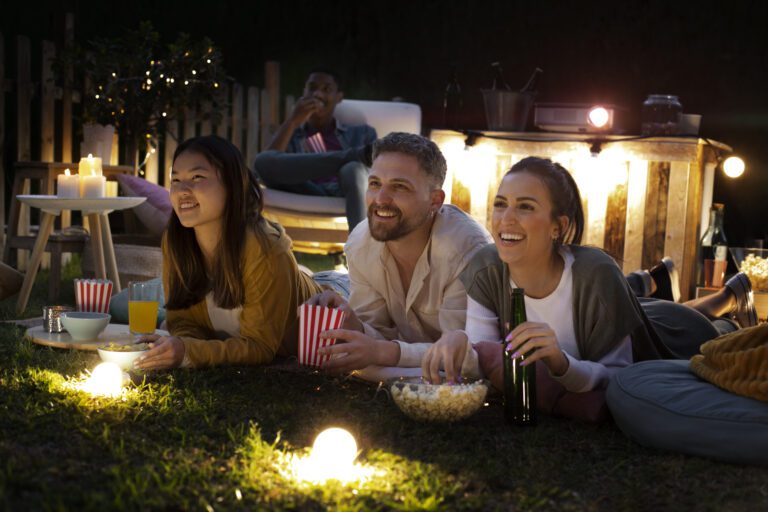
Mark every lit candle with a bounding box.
[57,168,80,198]
[79,153,103,177]
[105,181,119,198]
[81,170,106,198]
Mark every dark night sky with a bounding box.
[4,0,768,244]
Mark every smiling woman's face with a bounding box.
[491,171,565,267]
[169,150,227,231]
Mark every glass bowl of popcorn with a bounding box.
[389,377,489,422]
[729,248,768,292]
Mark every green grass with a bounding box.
[1,257,767,510]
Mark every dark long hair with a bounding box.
[505,157,584,245]
[165,135,264,310]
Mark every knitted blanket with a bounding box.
[689,323,768,402]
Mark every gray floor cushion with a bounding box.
[607,360,768,466]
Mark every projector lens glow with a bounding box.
[588,106,610,128]
[723,156,745,178]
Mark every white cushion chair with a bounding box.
[261,99,422,254]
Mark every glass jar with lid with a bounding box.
[641,94,683,135]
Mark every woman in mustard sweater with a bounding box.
[135,136,321,369]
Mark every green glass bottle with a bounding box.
[503,288,537,425]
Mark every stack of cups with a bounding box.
[74,279,113,313]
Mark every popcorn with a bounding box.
[740,253,768,292]
[390,379,488,422]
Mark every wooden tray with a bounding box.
[25,324,168,351]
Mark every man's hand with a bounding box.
[288,96,322,125]
[303,290,363,332]
[318,329,398,374]
[421,330,469,384]
[134,335,186,370]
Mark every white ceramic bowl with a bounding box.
[390,378,489,422]
[97,343,149,371]
[60,312,111,341]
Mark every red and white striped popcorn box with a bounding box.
[74,279,113,313]
[299,304,346,367]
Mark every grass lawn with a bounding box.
[1,257,767,510]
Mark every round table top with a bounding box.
[26,324,169,351]
[16,195,146,214]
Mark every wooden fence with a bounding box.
[0,14,294,250]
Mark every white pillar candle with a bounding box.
[79,153,103,177]
[81,171,106,198]
[57,168,80,198]
[105,181,119,197]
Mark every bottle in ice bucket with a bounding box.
[503,288,537,426]
[698,203,728,288]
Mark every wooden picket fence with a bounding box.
[0,14,294,250]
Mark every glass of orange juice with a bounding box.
[128,280,161,336]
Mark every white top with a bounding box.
[205,293,242,339]
[465,247,633,392]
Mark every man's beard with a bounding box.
[368,204,431,242]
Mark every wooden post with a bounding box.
[0,32,5,249]
[231,83,243,151]
[163,119,179,189]
[215,84,230,139]
[16,36,33,270]
[144,139,159,184]
[260,61,280,150]
[60,14,75,232]
[200,101,212,136]
[184,107,197,142]
[41,41,56,162]
[246,86,259,166]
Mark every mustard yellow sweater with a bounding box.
[163,222,321,367]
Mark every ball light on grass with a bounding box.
[82,362,124,397]
[288,427,374,484]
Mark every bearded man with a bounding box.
[308,132,492,378]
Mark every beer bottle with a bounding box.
[697,203,728,288]
[503,288,537,425]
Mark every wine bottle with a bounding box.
[490,61,511,90]
[520,67,543,94]
[443,65,463,129]
[503,288,537,426]
[698,203,728,288]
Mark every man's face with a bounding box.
[303,72,343,120]
[366,152,444,242]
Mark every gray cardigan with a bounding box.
[460,244,675,362]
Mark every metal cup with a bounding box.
[43,305,74,333]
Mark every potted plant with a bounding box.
[59,21,227,169]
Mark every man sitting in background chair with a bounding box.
[253,68,376,231]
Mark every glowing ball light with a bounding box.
[290,427,372,484]
[723,156,745,178]
[587,106,610,129]
[82,362,124,397]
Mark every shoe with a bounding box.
[725,272,758,328]
[626,270,653,297]
[650,256,681,302]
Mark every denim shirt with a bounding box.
[286,120,377,154]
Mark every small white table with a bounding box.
[15,195,146,314]
[26,323,168,351]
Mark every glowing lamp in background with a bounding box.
[722,156,745,178]
[588,106,610,129]
[83,362,124,397]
